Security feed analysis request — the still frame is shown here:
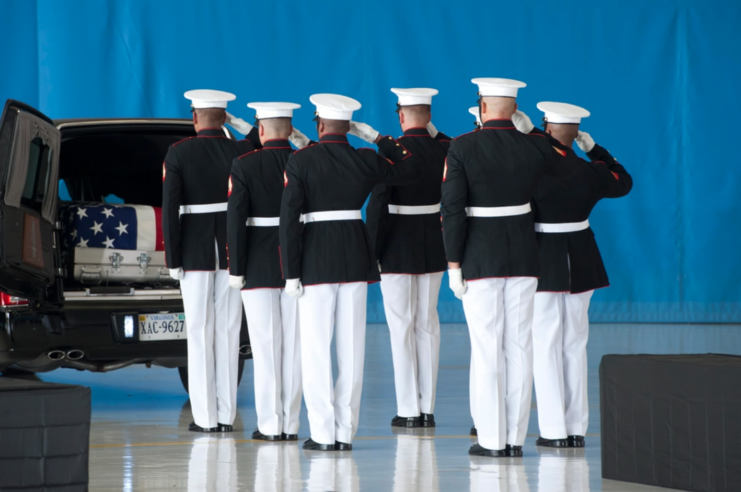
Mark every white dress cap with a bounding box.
[247,102,301,119]
[309,94,362,121]
[537,101,591,124]
[471,78,527,98]
[184,89,236,109]
[390,88,439,106]
[468,106,482,126]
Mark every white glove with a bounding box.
[348,121,380,144]
[512,110,534,134]
[377,260,382,273]
[289,127,311,149]
[427,122,439,139]
[169,268,184,280]
[285,278,304,298]
[575,131,596,153]
[225,112,254,135]
[229,275,245,290]
[448,268,467,300]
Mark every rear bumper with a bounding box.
[0,300,250,366]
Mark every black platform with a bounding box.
[600,354,741,492]
[0,377,90,491]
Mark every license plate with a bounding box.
[138,313,187,341]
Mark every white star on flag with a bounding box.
[90,221,103,235]
[69,229,77,240]
[76,208,88,219]
[78,238,89,248]
[115,222,129,236]
[101,208,115,219]
[103,236,115,248]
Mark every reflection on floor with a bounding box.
[31,323,740,491]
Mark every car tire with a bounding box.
[178,358,245,395]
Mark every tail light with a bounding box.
[0,292,29,307]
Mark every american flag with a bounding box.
[60,203,164,251]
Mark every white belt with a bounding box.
[388,203,440,215]
[246,217,280,227]
[301,210,362,223]
[534,219,590,233]
[465,203,531,218]
[179,202,228,214]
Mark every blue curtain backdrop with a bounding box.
[1,0,739,323]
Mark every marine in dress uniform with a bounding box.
[162,90,244,432]
[511,103,632,448]
[279,94,421,451]
[441,78,576,457]
[227,102,304,442]
[365,88,450,428]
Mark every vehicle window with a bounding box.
[21,137,52,212]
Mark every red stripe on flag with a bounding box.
[153,206,164,251]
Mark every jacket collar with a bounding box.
[197,128,225,137]
[482,119,515,130]
[403,127,431,137]
[319,133,349,144]
[262,138,291,149]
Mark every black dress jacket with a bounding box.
[228,139,294,289]
[163,128,246,271]
[441,119,576,281]
[531,129,633,293]
[279,133,421,286]
[366,128,450,274]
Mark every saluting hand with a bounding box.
[289,127,311,149]
[349,121,380,144]
[225,111,254,136]
[512,110,534,134]
[575,131,596,153]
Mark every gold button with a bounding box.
[396,143,400,147]
[403,150,407,154]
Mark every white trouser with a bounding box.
[241,288,301,436]
[299,282,367,445]
[532,290,593,439]
[393,435,439,492]
[253,440,301,492]
[306,454,359,492]
[462,277,538,450]
[180,269,243,428]
[187,436,238,492]
[380,272,444,417]
[470,459,531,492]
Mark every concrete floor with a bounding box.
[33,323,741,491]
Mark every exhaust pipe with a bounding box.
[47,350,66,361]
[239,344,251,356]
[66,349,85,361]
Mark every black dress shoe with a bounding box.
[505,444,523,457]
[468,443,507,457]
[303,438,336,451]
[421,413,436,427]
[335,441,352,451]
[470,426,477,436]
[218,423,233,432]
[391,415,422,428]
[536,437,569,448]
[568,435,585,448]
[188,422,220,433]
[281,433,298,441]
[252,429,282,441]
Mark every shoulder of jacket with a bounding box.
[293,143,318,155]
[452,130,479,142]
[237,148,263,161]
[172,136,196,148]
